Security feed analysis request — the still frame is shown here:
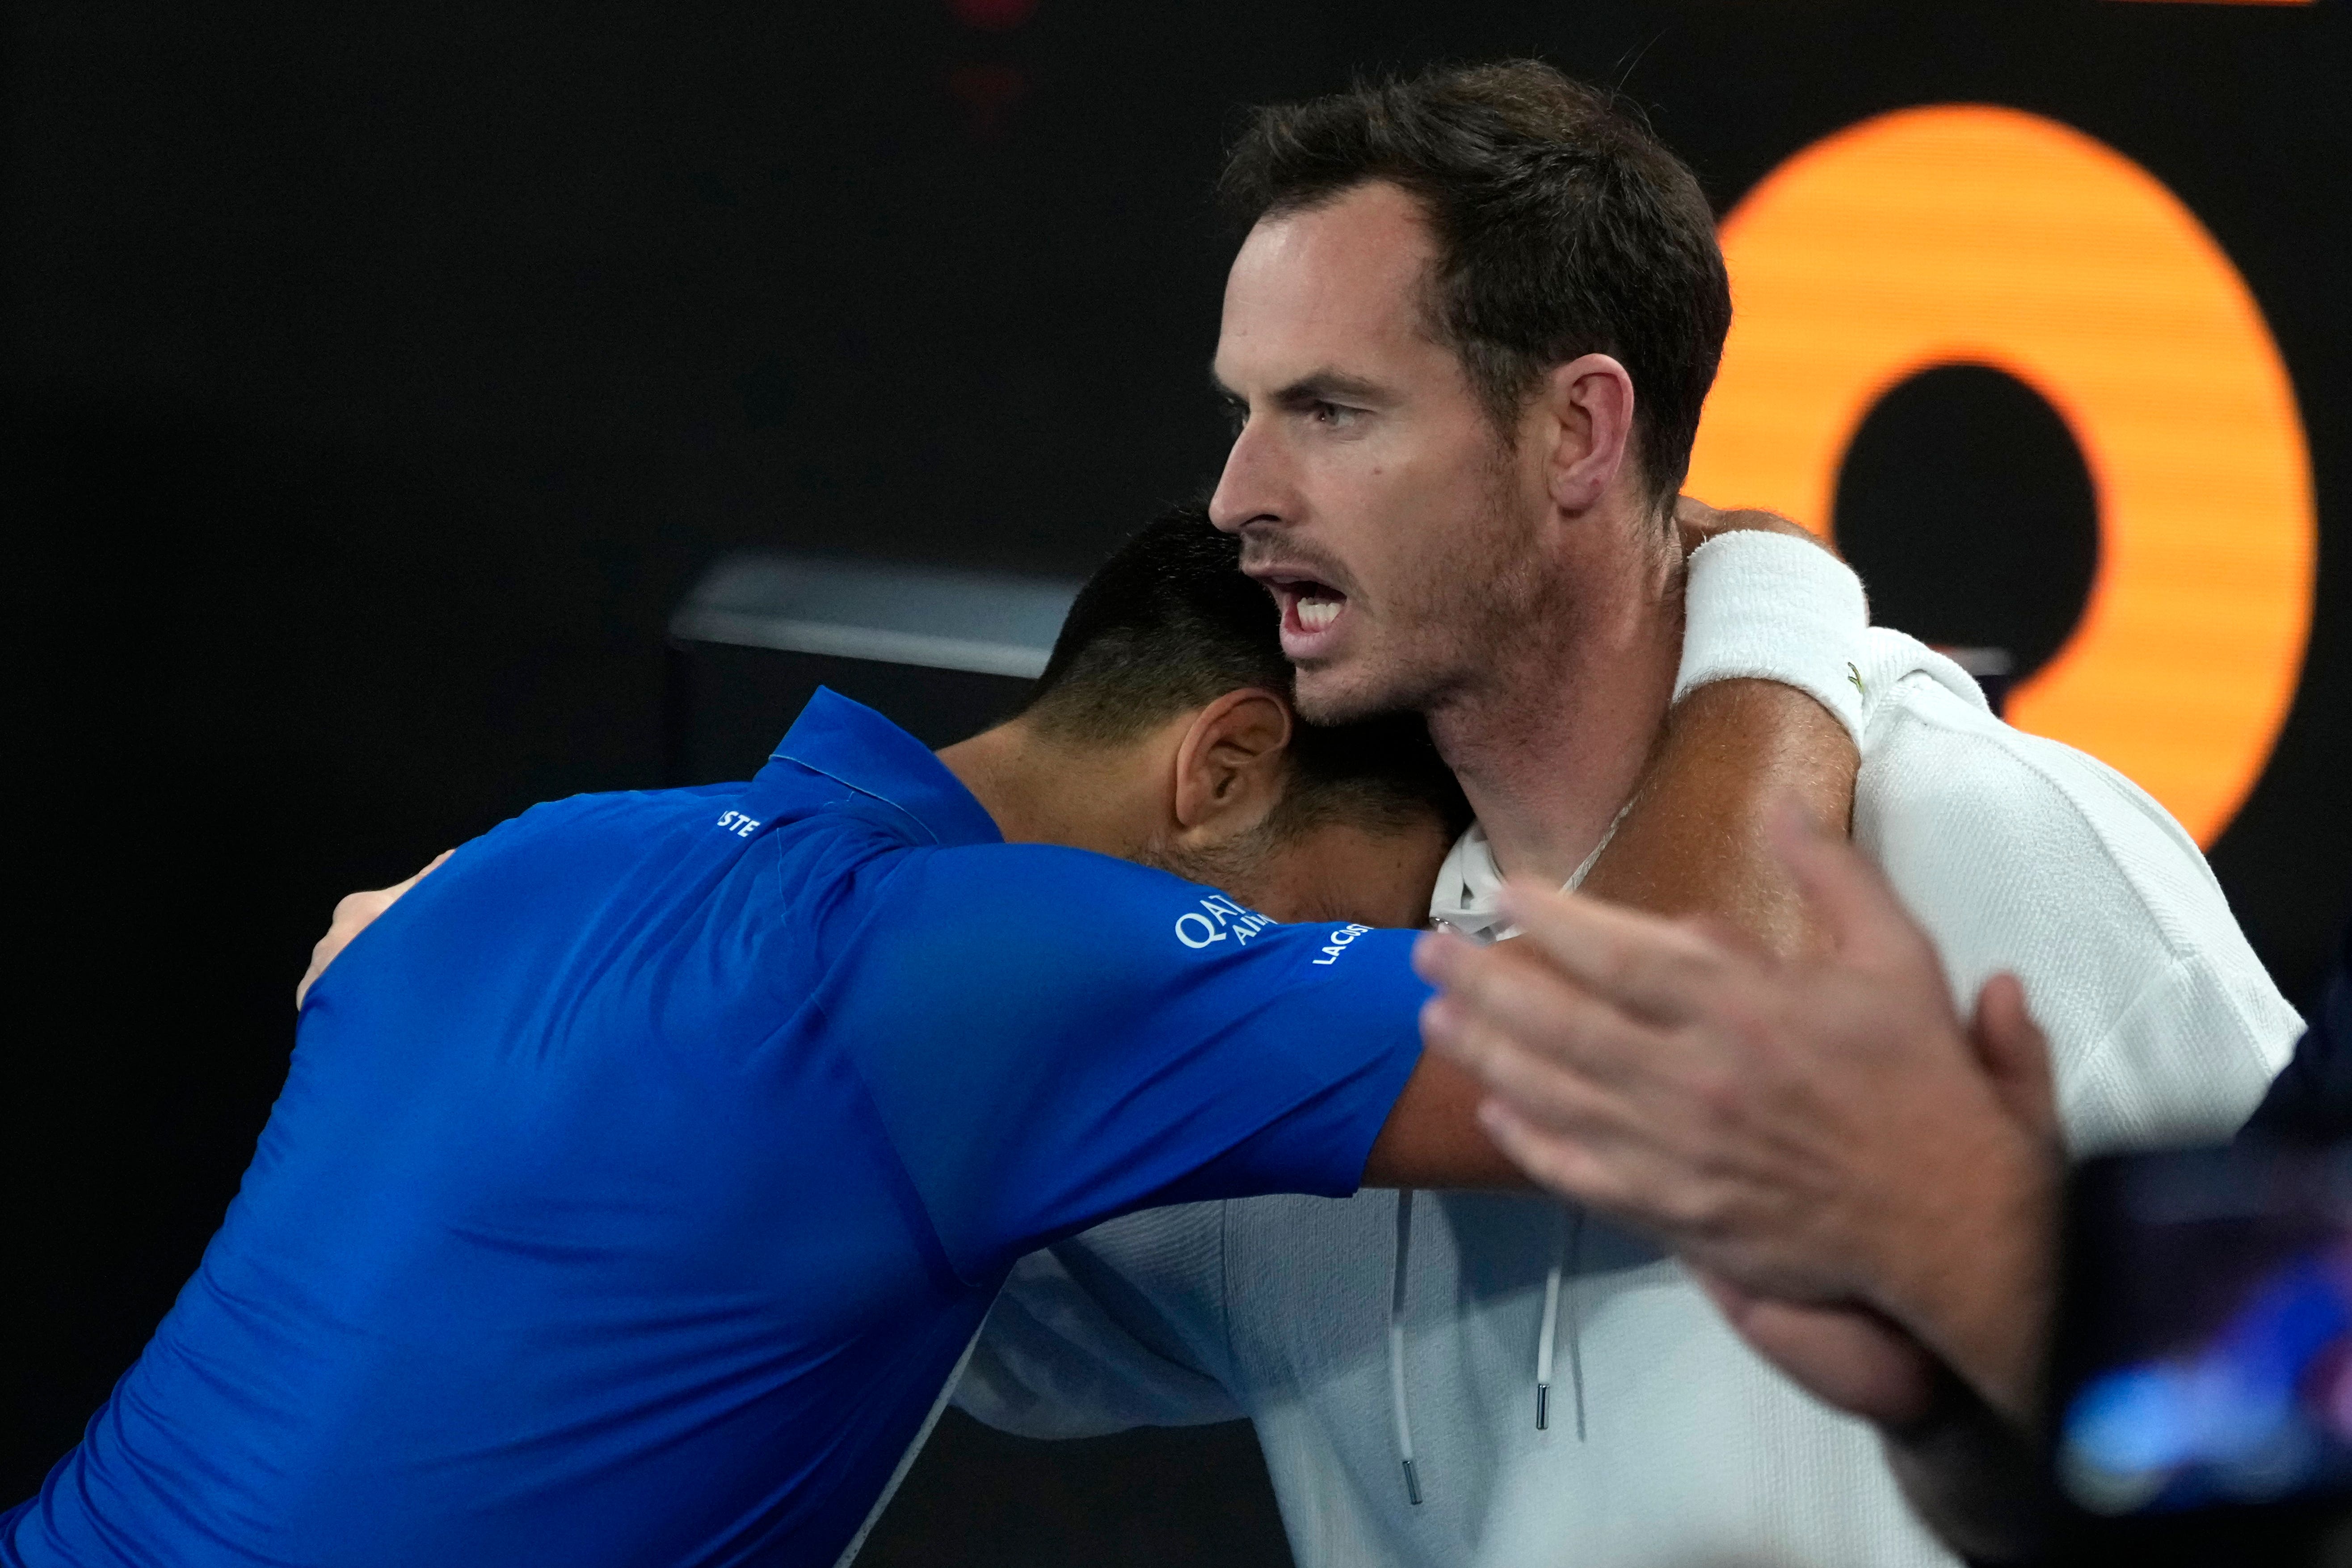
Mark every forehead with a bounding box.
[1215,181,1443,385]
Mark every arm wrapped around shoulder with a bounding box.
[1676,529,1871,747]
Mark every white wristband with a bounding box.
[1674,530,1870,746]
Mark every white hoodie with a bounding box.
[955,626,2300,1568]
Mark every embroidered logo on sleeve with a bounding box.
[1312,924,1372,967]
[1174,894,1275,950]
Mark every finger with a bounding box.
[1422,994,1647,1134]
[1473,1098,1633,1211]
[1969,972,2059,1140]
[1481,1101,1744,1249]
[297,910,367,1008]
[1708,1293,1944,1429]
[1679,911,1769,963]
[1411,928,1479,987]
[1719,508,1837,557]
[299,852,450,1012]
[1692,1265,1760,1322]
[1492,879,1731,1024]
[1673,495,1717,558]
[1768,807,1940,981]
[384,849,455,899]
[1424,937,1605,1051]
[1422,943,1674,1090]
[296,931,338,1011]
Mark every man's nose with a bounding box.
[1208,416,1291,536]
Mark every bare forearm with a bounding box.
[1363,1054,1533,1188]
[1579,678,1857,956]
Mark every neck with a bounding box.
[1428,521,1684,887]
[935,719,1141,857]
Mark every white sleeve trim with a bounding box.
[1675,530,1871,747]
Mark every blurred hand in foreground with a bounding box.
[295,851,450,1009]
[1412,811,2061,1425]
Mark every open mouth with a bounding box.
[1271,577,1349,643]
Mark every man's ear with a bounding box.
[1540,353,1637,514]
[1170,688,1293,833]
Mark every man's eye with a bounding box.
[1311,402,1360,427]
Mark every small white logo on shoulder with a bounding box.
[716,810,762,838]
[1311,924,1371,967]
[1174,894,1274,950]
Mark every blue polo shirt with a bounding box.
[5,689,1431,1568]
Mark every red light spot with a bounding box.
[948,0,1036,29]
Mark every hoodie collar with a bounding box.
[1426,812,1624,946]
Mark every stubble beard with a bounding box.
[1296,454,1565,728]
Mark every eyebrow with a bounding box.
[1208,364,1391,407]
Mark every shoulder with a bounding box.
[1856,628,2234,962]
[859,843,1290,992]
[1854,631,2300,1146]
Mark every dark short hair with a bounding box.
[1025,505,1470,838]
[1219,60,1731,504]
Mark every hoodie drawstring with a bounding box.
[1393,1192,1591,1510]
[1536,1206,1587,1439]
[1389,1188,1423,1505]
[1536,1223,1560,1431]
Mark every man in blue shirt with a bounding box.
[4,507,1852,1568]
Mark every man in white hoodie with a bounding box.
[952,60,2301,1568]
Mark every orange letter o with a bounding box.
[1686,105,2314,845]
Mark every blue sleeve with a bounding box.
[819,842,1429,1282]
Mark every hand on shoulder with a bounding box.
[295,851,451,1009]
